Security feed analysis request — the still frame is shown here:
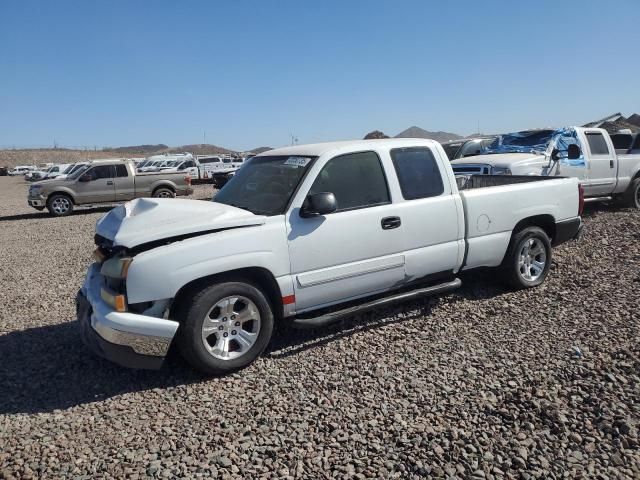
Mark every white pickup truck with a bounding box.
[77,139,583,374]
[451,127,640,208]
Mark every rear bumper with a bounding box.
[77,263,179,370]
[552,217,583,246]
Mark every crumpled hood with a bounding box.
[96,198,265,248]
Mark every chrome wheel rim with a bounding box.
[201,296,261,360]
[518,238,546,282]
[157,190,173,198]
[635,183,640,207]
[51,197,70,214]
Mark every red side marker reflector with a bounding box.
[282,295,295,305]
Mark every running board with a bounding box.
[290,278,462,329]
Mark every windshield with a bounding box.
[485,129,556,154]
[214,155,316,215]
[68,164,91,179]
[442,143,462,160]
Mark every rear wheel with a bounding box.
[175,281,274,375]
[501,227,551,289]
[153,187,175,198]
[46,194,73,216]
[622,178,640,209]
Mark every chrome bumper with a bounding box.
[77,263,179,369]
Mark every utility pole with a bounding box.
[203,131,206,145]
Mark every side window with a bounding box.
[390,147,445,200]
[185,160,195,168]
[90,165,113,179]
[586,133,610,155]
[308,151,390,211]
[114,164,128,177]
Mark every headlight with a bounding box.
[491,167,512,175]
[100,256,133,279]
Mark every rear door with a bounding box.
[287,150,406,311]
[113,164,135,201]
[582,129,617,195]
[388,146,462,280]
[73,165,116,203]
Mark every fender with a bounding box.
[125,218,291,304]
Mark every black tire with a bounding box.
[175,281,274,375]
[46,193,74,217]
[621,178,640,209]
[152,187,175,198]
[501,226,552,289]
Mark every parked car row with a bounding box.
[77,138,585,375]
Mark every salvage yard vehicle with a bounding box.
[440,137,495,160]
[8,165,36,176]
[450,127,640,208]
[28,159,193,216]
[77,139,583,375]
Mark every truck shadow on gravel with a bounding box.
[0,207,112,222]
[0,271,507,415]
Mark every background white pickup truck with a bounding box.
[451,127,640,208]
[78,139,583,374]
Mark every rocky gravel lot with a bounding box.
[0,175,638,479]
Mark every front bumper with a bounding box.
[552,217,584,246]
[28,194,45,208]
[77,263,179,369]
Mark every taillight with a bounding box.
[184,175,191,186]
[578,183,584,216]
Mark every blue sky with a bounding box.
[1,1,639,151]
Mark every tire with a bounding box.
[152,187,175,198]
[501,226,552,289]
[46,193,74,217]
[621,178,640,209]
[175,281,274,375]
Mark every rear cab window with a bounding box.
[114,164,128,177]
[390,147,445,200]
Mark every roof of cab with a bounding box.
[257,138,441,158]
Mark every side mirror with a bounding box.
[79,174,92,182]
[300,192,337,218]
[551,148,560,161]
[567,144,581,160]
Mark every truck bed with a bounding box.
[456,174,563,190]
[457,175,580,270]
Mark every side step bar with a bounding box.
[290,278,462,329]
[584,196,612,203]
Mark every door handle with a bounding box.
[381,216,401,230]
[106,181,114,185]
[610,160,614,168]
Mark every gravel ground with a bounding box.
[0,176,638,479]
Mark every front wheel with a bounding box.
[47,194,74,216]
[175,281,274,375]
[501,227,551,289]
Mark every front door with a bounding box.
[73,165,116,203]
[287,151,406,312]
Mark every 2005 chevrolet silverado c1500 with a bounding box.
[77,139,583,374]
[28,159,193,216]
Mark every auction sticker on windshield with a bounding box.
[284,156,312,167]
